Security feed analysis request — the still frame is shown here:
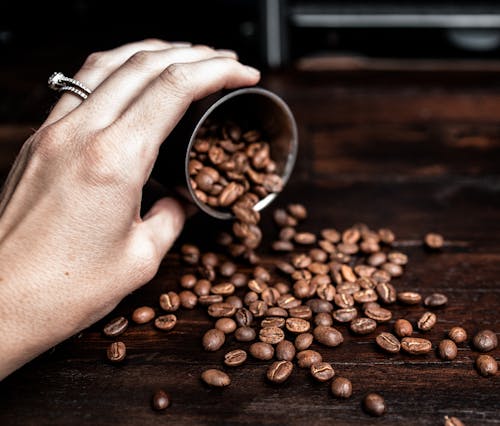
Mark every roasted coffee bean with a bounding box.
[226,296,243,309]
[274,260,295,275]
[276,340,296,361]
[292,253,312,269]
[473,329,498,352]
[273,208,297,227]
[224,349,247,367]
[308,262,329,275]
[179,290,197,309]
[362,302,380,312]
[448,327,468,344]
[244,291,259,306]
[278,295,302,309]
[371,269,391,284]
[316,282,336,301]
[287,203,307,220]
[230,272,248,288]
[444,416,465,426]
[211,283,235,296]
[355,266,377,279]
[341,264,357,283]
[331,377,352,398]
[235,326,257,342]
[397,291,422,305]
[107,341,126,362]
[286,318,311,334]
[249,300,268,317]
[337,282,360,295]
[132,306,155,324]
[261,287,280,306]
[418,311,437,331]
[387,251,408,266]
[310,362,335,382]
[259,326,285,344]
[249,342,275,360]
[381,262,403,277]
[363,393,386,417]
[294,232,316,245]
[342,228,360,244]
[321,228,341,243]
[438,339,458,360]
[425,232,444,249]
[154,314,177,331]
[313,325,344,347]
[151,389,171,410]
[201,369,231,387]
[208,302,237,318]
[180,273,197,289]
[215,318,237,334]
[315,312,333,327]
[291,270,312,281]
[394,319,413,337]
[297,350,323,368]
[333,308,358,323]
[306,298,334,314]
[364,306,392,323]
[180,244,200,264]
[202,328,225,351]
[198,295,224,306]
[334,293,354,309]
[337,242,358,255]
[353,289,378,304]
[261,317,286,329]
[279,226,296,242]
[401,337,432,355]
[194,279,211,297]
[248,279,268,294]
[219,260,237,277]
[350,317,377,335]
[103,316,128,337]
[235,308,254,327]
[378,228,395,244]
[293,279,315,299]
[376,283,396,304]
[368,252,387,267]
[424,293,448,308]
[376,332,401,354]
[272,240,295,251]
[309,248,328,263]
[295,333,314,351]
[267,360,293,383]
[267,307,289,317]
[159,291,180,312]
[475,354,498,377]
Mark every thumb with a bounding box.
[141,197,185,259]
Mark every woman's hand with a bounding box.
[0,39,260,379]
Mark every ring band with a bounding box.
[48,72,92,100]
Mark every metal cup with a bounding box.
[151,86,298,220]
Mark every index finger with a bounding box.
[105,57,260,177]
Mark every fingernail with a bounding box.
[245,65,261,76]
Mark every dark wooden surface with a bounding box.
[0,67,499,425]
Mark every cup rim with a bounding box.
[185,86,298,220]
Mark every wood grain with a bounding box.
[0,67,499,425]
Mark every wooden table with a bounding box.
[0,67,499,425]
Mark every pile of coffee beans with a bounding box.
[98,118,497,423]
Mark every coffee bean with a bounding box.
[180,244,200,264]
[272,240,295,251]
[249,342,275,360]
[353,288,378,304]
[397,291,422,305]
[131,306,155,324]
[368,252,387,267]
[154,314,177,331]
[475,354,498,377]
[401,337,432,355]
[180,274,197,289]
[294,232,316,245]
[211,282,235,296]
[315,312,334,327]
[424,293,448,308]
[215,318,237,334]
[267,307,288,317]
[313,325,344,347]
[103,316,128,337]
[307,299,334,313]
[331,377,352,398]
[333,308,358,323]
[444,416,465,426]
[350,317,377,335]
[425,232,444,249]
[261,317,286,329]
[207,302,237,318]
[224,349,247,367]
[198,295,224,306]
[287,203,307,220]
[310,362,335,382]
[230,272,248,288]
[334,293,354,309]
[194,279,211,296]
[387,251,408,266]
[376,332,401,354]
[448,327,468,344]
[201,369,231,387]
[438,339,458,360]
[235,307,254,327]
[286,317,311,333]
[267,360,293,383]
[364,305,392,323]
[473,329,498,352]
[159,291,180,312]
[297,350,322,368]
[295,333,314,351]
[226,296,243,309]
[179,290,197,309]
[376,283,396,304]
[394,319,413,338]
[418,311,437,331]
[363,393,386,417]
[259,326,285,344]
[381,262,403,277]
[234,326,256,342]
[151,389,171,410]
[278,295,302,309]
[202,328,225,351]
[107,341,126,362]
[249,300,268,317]
[378,228,395,244]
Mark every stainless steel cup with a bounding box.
[151,86,298,220]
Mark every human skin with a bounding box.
[0,39,260,379]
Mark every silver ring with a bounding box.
[48,72,92,100]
